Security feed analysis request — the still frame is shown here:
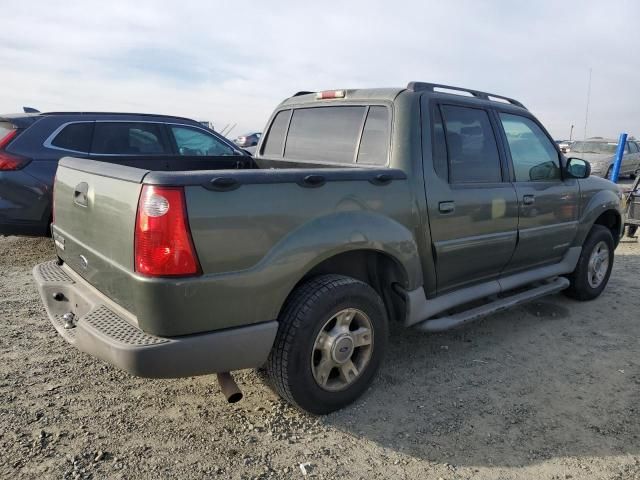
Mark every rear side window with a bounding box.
[51,122,93,152]
[356,106,389,165]
[285,106,366,163]
[170,126,234,156]
[441,105,502,183]
[262,110,291,156]
[629,142,638,153]
[91,122,169,155]
[499,113,560,182]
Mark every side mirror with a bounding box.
[566,157,591,179]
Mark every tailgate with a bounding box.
[53,158,147,314]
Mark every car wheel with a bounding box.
[563,225,614,301]
[266,274,388,414]
[628,225,638,238]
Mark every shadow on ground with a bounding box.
[323,244,640,467]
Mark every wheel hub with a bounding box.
[311,308,374,392]
[331,335,354,364]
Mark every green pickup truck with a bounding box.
[34,82,623,414]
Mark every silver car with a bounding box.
[570,138,640,179]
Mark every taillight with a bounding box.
[0,152,30,170]
[0,129,29,170]
[134,185,201,277]
[52,174,57,225]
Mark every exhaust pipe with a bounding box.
[216,372,243,403]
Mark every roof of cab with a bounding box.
[279,81,527,110]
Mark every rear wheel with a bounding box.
[266,275,388,414]
[564,225,614,300]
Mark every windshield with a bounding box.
[571,141,617,154]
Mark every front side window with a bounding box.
[356,106,389,165]
[285,106,366,163]
[51,122,93,152]
[91,122,169,154]
[170,126,234,156]
[441,105,502,183]
[499,113,560,182]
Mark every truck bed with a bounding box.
[52,156,410,336]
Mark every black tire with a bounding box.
[605,166,613,180]
[266,274,388,414]
[628,225,638,238]
[563,225,614,301]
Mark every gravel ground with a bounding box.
[1,235,639,480]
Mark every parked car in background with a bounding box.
[555,139,573,154]
[570,138,640,179]
[34,82,622,414]
[0,112,247,237]
[234,132,261,148]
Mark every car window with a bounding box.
[262,110,291,156]
[170,126,234,156]
[91,122,169,154]
[571,141,618,154]
[285,106,366,163]
[627,142,638,153]
[440,105,502,183]
[356,106,389,165]
[50,122,93,152]
[499,113,560,182]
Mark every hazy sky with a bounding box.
[1,0,638,140]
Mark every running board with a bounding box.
[414,277,570,332]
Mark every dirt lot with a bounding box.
[1,235,639,480]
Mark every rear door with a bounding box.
[496,111,579,273]
[627,141,640,175]
[422,99,519,293]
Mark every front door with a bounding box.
[496,112,579,273]
[423,101,519,293]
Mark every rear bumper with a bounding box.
[33,261,278,378]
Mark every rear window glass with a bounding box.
[51,122,93,152]
[91,122,169,155]
[285,106,366,163]
[0,121,14,139]
[262,110,291,156]
[356,106,389,165]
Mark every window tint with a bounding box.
[91,122,168,154]
[356,106,389,165]
[171,126,234,156]
[441,105,502,183]
[51,122,93,152]
[630,142,639,153]
[262,110,291,156]
[499,113,560,182]
[431,106,448,178]
[285,106,366,163]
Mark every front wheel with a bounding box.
[266,275,388,414]
[564,225,614,301]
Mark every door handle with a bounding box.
[438,201,455,214]
[73,182,89,207]
[522,194,535,205]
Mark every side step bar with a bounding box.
[414,277,570,332]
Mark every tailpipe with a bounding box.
[216,372,243,403]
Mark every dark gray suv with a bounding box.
[0,112,246,236]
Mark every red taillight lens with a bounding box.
[134,185,201,277]
[0,152,30,170]
[0,129,29,170]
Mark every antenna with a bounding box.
[583,68,592,140]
